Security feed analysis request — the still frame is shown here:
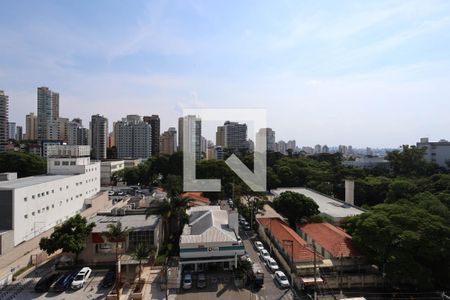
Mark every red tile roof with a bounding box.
[181,192,210,206]
[258,217,322,263]
[297,223,360,257]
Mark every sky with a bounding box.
[1,0,450,148]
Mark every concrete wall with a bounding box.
[0,231,14,255]
[12,162,100,246]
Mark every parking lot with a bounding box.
[0,265,113,300]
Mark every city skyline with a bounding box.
[2,1,450,147]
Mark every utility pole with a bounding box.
[313,242,317,300]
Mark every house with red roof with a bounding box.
[297,223,364,270]
[181,192,210,207]
[257,217,330,279]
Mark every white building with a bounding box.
[179,206,244,272]
[417,137,450,168]
[271,187,365,224]
[115,115,152,159]
[0,145,101,255]
[100,160,125,186]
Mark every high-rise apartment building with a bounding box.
[178,115,201,160]
[223,121,248,151]
[90,114,108,160]
[0,90,8,152]
[8,122,16,140]
[216,126,225,147]
[25,112,37,140]
[37,87,56,140]
[143,115,160,156]
[16,126,23,142]
[67,118,89,145]
[160,127,177,155]
[257,128,275,152]
[276,140,287,154]
[115,115,152,159]
[314,144,322,154]
[47,118,68,141]
[287,140,296,151]
[52,92,59,119]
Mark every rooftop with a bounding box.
[271,188,364,219]
[0,174,71,189]
[182,192,210,206]
[298,223,360,257]
[258,217,322,263]
[181,206,237,245]
[90,214,160,233]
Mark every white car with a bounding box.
[275,271,290,288]
[108,191,114,196]
[265,257,279,272]
[259,249,270,261]
[71,267,92,289]
[254,241,264,252]
[182,273,192,289]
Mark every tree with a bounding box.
[272,191,320,228]
[133,243,152,281]
[386,145,437,177]
[145,196,193,244]
[343,203,450,289]
[104,221,131,298]
[0,152,46,177]
[386,178,417,203]
[39,214,94,263]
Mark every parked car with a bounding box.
[34,272,62,293]
[197,273,207,288]
[259,249,270,261]
[241,254,253,264]
[254,241,264,251]
[71,267,92,289]
[274,271,290,288]
[101,270,116,288]
[53,269,79,292]
[182,273,193,289]
[265,257,279,272]
[108,191,115,196]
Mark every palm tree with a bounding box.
[133,243,151,281]
[145,199,172,243]
[104,221,131,298]
[145,196,194,244]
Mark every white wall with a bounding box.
[12,162,100,246]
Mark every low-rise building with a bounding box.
[179,206,244,272]
[271,188,365,224]
[181,192,210,206]
[100,160,125,186]
[417,137,450,168]
[297,223,362,269]
[78,211,162,266]
[343,157,390,169]
[0,145,101,255]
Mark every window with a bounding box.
[24,214,28,219]
[32,195,35,199]
[46,191,49,195]
[70,161,76,165]
[54,161,60,166]
[128,231,154,250]
[52,190,54,194]
[52,204,54,208]
[32,212,35,216]
[24,197,27,201]
[62,161,69,166]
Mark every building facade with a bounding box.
[179,206,244,272]
[25,112,37,140]
[7,122,16,140]
[160,127,177,155]
[0,91,8,152]
[178,115,202,160]
[143,115,160,156]
[115,115,152,159]
[0,145,101,254]
[257,128,275,152]
[90,114,108,160]
[417,137,450,168]
[223,121,248,151]
[37,87,57,140]
[100,160,125,186]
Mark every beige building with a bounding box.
[160,127,177,155]
[25,112,37,140]
[101,160,125,186]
